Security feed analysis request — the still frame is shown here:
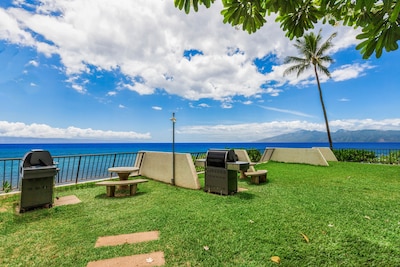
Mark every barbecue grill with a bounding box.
[19,150,58,213]
[204,149,249,195]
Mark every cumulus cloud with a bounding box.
[331,63,374,82]
[152,106,162,111]
[177,118,400,142]
[0,121,151,140]
[0,0,362,103]
[329,118,400,131]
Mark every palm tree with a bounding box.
[284,30,337,150]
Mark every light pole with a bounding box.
[170,112,176,185]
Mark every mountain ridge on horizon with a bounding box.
[1,129,400,144]
[257,129,400,142]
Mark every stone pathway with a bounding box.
[95,231,159,248]
[54,195,82,206]
[87,251,165,267]
[88,231,165,266]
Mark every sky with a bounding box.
[0,0,399,143]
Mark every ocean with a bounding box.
[1,142,400,159]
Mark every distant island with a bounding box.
[257,129,400,142]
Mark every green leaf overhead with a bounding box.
[175,0,400,59]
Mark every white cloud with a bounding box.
[221,102,233,109]
[178,120,324,141]
[152,106,162,111]
[27,60,39,67]
[118,104,126,109]
[106,91,117,96]
[0,121,151,140]
[0,0,362,103]
[257,105,315,118]
[71,83,86,94]
[264,87,283,97]
[198,103,211,108]
[331,63,374,82]
[177,118,400,142]
[330,118,400,131]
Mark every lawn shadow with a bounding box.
[238,177,269,186]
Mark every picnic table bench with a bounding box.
[244,170,268,184]
[96,179,148,197]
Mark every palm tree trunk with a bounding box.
[314,65,333,149]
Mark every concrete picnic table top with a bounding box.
[108,167,139,180]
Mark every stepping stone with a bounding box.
[54,195,81,206]
[95,231,159,247]
[87,251,165,267]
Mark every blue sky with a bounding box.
[0,0,399,143]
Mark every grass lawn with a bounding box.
[1,161,400,266]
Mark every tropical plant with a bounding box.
[174,0,400,59]
[246,148,262,162]
[283,30,336,149]
[333,149,377,162]
[2,181,11,193]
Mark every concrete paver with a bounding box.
[95,231,159,247]
[87,251,165,267]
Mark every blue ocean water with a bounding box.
[1,142,400,159]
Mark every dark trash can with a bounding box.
[19,150,59,213]
[204,149,249,195]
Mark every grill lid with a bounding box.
[22,149,54,168]
[206,149,237,168]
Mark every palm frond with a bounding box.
[317,32,337,57]
[318,55,334,64]
[284,56,306,64]
[283,62,310,77]
[285,30,337,79]
[317,64,331,77]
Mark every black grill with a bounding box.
[206,149,237,168]
[19,150,58,213]
[204,149,244,195]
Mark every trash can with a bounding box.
[19,150,59,213]
[204,149,249,195]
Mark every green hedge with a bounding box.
[333,149,400,164]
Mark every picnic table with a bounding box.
[96,179,148,197]
[108,167,139,180]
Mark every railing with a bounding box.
[1,152,138,193]
[1,158,20,193]
[54,152,138,184]
[191,152,207,172]
[1,148,399,193]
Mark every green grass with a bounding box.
[1,162,400,266]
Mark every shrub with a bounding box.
[246,148,262,162]
[333,149,376,162]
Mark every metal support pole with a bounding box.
[170,112,176,185]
